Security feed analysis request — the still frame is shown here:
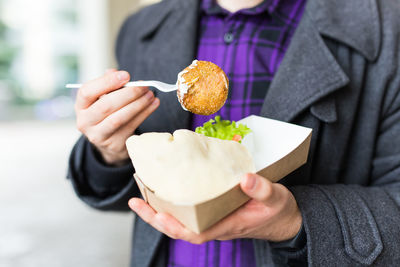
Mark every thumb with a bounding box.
[240,173,275,204]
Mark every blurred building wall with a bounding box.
[0,0,161,120]
[79,0,161,82]
[108,0,161,67]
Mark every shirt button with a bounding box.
[224,32,234,44]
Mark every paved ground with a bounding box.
[0,121,132,267]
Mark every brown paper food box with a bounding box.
[133,115,312,234]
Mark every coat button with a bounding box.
[224,32,234,44]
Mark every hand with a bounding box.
[75,69,160,165]
[129,173,302,244]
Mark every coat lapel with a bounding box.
[260,10,349,122]
[308,0,381,61]
[260,0,380,123]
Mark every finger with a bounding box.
[155,213,214,244]
[82,86,149,126]
[93,97,160,156]
[212,201,258,240]
[240,173,279,206]
[76,71,130,109]
[195,202,255,242]
[128,198,160,227]
[91,98,160,158]
[88,92,156,141]
[128,198,192,240]
[114,97,160,141]
[154,213,194,240]
[105,68,117,74]
[199,217,237,241]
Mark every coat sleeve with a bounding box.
[67,135,139,211]
[289,61,400,266]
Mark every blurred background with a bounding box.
[0,0,160,266]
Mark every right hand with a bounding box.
[75,69,160,166]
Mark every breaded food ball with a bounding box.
[177,60,229,116]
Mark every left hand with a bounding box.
[128,173,302,244]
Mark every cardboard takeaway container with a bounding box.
[133,115,312,234]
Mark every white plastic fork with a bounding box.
[66,81,177,93]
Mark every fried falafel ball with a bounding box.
[177,60,229,116]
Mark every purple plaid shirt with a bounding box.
[168,0,305,266]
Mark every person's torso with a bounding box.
[116,0,396,266]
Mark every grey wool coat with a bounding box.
[68,0,400,266]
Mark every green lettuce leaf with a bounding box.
[195,116,251,142]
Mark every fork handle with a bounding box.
[125,81,177,92]
[66,81,177,92]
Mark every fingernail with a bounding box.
[246,174,256,191]
[129,199,137,209]
[117,71,129,81]
[146,91,154,100]
[152,98,160,106]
